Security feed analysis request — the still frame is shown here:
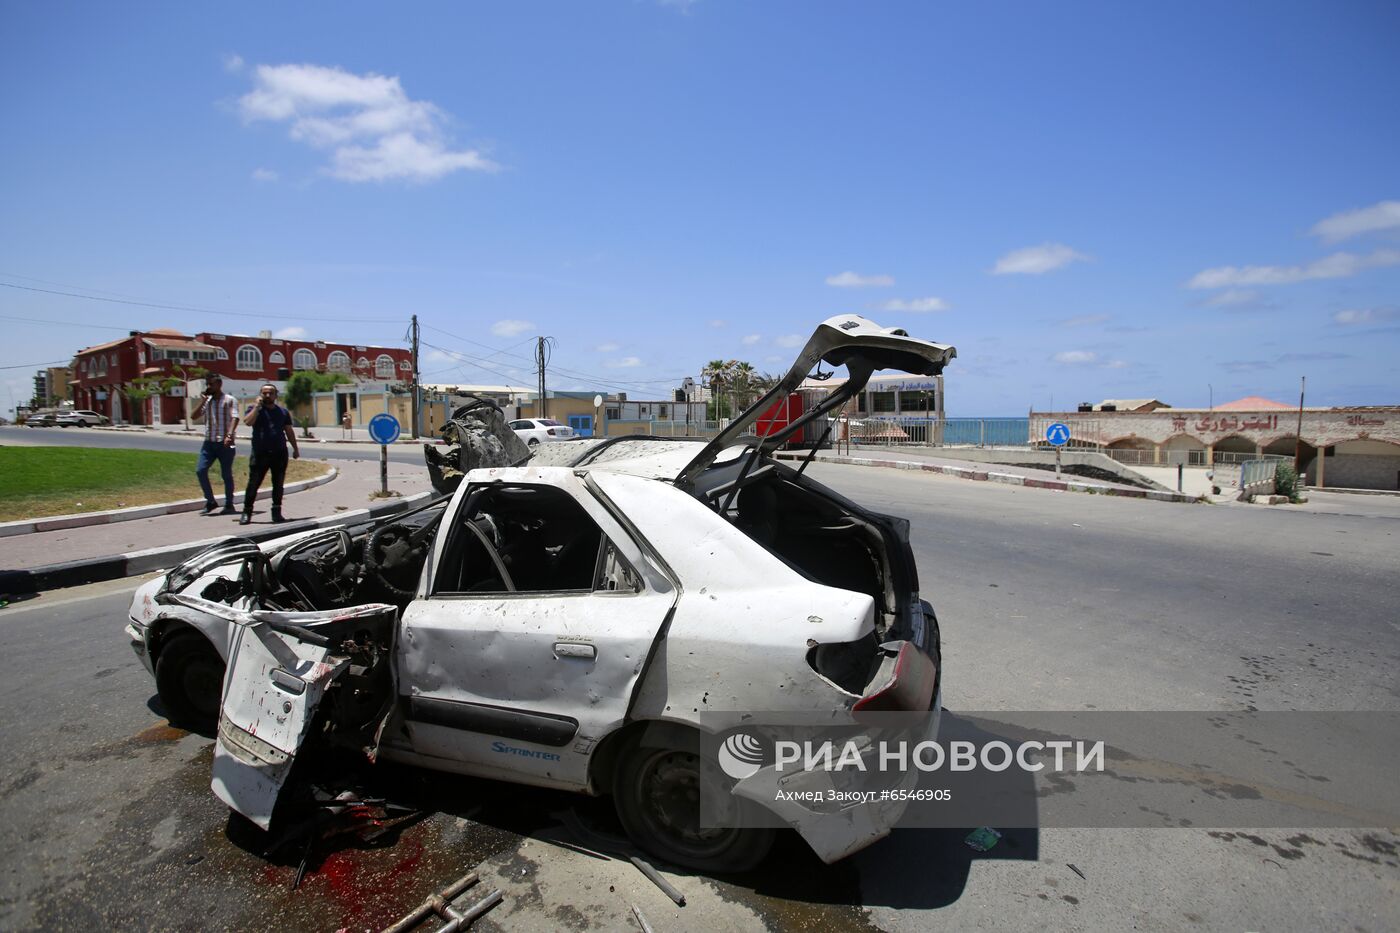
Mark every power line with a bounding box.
[0,281,404,324]
[0,360,69,370]
[0,313,132,331]
[422,323,691,393]
[419,341,534,388]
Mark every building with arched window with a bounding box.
[65,328,412,425]
[235,344,263,371]
[1033,396,1400,491]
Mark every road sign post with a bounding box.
[1046,421,1071,478]
[367,413,402,496]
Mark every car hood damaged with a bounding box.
[424,396,532,495]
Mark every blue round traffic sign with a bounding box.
[367,413,401,445]
[1045,422,1071,447]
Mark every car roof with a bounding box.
[526,437,718,480]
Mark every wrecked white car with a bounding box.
[126,316,954,871]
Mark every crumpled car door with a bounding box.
[163,594,398,830]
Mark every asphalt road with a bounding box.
[0,463,1396,931]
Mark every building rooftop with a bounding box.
[1215,395,1293,411]
[1095,398,1170,411]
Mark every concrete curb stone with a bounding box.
[0,467,340,538]
[776,452,1197,504]
[0,489,438,596]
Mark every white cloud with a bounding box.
[594,341,620,352]
[1057,313,1109,327]
[879,297,950,313]
[1187,249,1400,288]
[1333,307,1400,326]
[606,356,643,368]
[251,167,279,182]
[741,334,761,345]
[1052,350,1097,364]
[491,319,534,337]
[273,326,307,339]
[223,53,245,74]
[826,271,894,288]
[423,348,456,364]
[1311,200,1400,243]
[238,63,499,183]
[992,243,1088,275]
[1102,359,1128,369]
[709,319,727,328]
[775,334,804,348]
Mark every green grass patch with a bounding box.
[0,447,330,521]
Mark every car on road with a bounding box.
[25,413,59,427]
[55,409,109,427]
[125,316,955,871]
[509,417,576,446]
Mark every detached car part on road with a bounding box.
[126,315,955,871]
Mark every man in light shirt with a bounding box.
[192,375,239,515]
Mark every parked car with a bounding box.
[125,315,955,871]
[509,417,576,445]
[55,409,109,427]
[25,413,59,427]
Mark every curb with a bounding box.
[0,490,438,596]
[86,425,433,445]
[777,453,1198,503]
[0,467,340,538]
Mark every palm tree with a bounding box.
[730,361,758,409]
[701,359,734,420]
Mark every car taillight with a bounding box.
[547,428,559,436]
[853,641,936,713]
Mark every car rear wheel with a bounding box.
[527,438,540,447]
[155,631,225,726]
[612,736,774,873]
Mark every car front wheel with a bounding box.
[612,736,774,873]
[155,631,225,726]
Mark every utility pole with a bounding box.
[1294,376,1306,474]
[535,336,548,419]
[410,314,421,440]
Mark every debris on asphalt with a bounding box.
[964,827,1003,852]
[382,868,503,933]
[631,903,656,933]
[1068,862,1087,880]
[630,855,686,907]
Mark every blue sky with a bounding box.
[2,1,1397,416]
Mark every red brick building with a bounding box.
[69,329,411,425]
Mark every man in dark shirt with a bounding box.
[239,383,300,525]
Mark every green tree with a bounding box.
[284,370,352,417]
[122,378,159,426]
[169,364,208,430]
[701,359,735,420]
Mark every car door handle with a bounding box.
[553,642,596,660]
[270,668,307,695]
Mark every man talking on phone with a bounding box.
[239,382,299,525]
[192,375,238,515]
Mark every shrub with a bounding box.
[1275,462,1301,502]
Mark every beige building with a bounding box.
[1037,397,1400,490]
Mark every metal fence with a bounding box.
[1240,459,1278,490]
[850,417,1048,448]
